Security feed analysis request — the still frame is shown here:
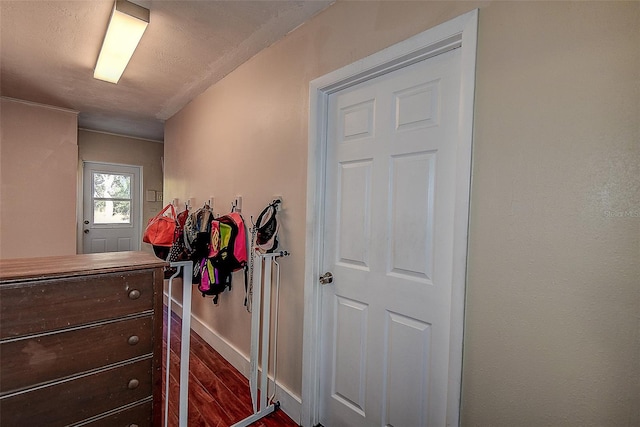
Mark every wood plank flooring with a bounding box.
[162,310,299,427]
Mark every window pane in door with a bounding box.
[93,173,131,199]
[94,200,131,224]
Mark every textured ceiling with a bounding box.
[0,0,333,141]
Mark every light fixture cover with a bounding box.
[94,0,149,84]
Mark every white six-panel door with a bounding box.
[319,46,462,427]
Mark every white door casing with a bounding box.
[302,10,478,427]
[82,161,142,253]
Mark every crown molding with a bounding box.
[0,96,79,115]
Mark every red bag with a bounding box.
[143,204,177,247]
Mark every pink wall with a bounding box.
[163,0,481,406]
[1,98,78,259]
[164,1,639,425]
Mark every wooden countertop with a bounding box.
[0,251,167,282]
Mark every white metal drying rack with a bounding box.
[164,251,290,427]
[232,250,290,427]
[164,260,193,427]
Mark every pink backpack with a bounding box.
[220,212,247,265]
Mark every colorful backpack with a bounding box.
[183,206,214,255]
[198,212,248,303]
[183,206,214,283]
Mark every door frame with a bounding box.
[78,161,144,253]
[301,10,478,426]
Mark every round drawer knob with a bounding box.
[129,425,139,427]
[128,378,140,390]
[128,335,140,345]
[128,289,141,300]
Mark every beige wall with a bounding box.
[78,129,165,254]
[464,2,639,425]
[164,1,639,425]
[0,98,78,259]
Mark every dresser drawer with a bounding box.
[0,357,152,427]
[1,315,154,394]
[77,400,152,427]
[0,269,155,339]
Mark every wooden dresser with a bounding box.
[0,251,166,427]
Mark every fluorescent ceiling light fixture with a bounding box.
[94,0,149,84]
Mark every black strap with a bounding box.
[243,264,249,307]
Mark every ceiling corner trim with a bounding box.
[1,96,80,115]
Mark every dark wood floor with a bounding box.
[162,310,299,427]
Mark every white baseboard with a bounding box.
[163,293,302,425]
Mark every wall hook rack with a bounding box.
[231,196,242,213]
